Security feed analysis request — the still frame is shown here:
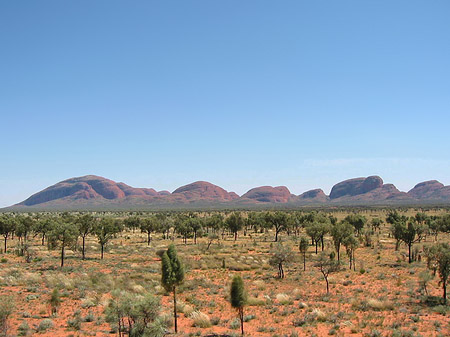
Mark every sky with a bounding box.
[1,1,450,207]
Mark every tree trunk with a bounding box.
[194,230,197,244]
[173,287,178,333]
[444,280,447,305]
[82,236,86,260]
[42,233,45,246]
[408,243,412,263]
[303,253,306,271]
[315,241,318,254]
[234,231,237,241]
[101,244,104,259]
[325,276,329,294]
[3,236,6,254]
[275,229,279,242]
[147,232,151,245]
[239,307,244,335]
[61,244,65,267]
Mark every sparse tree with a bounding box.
[76,214,96,260]
[161,244,184,333]
[344,214,367,236]
[371,218,383,231]
[315,252,340,294]
[49,288,61,316]
[269,242,293,278]
[141,216,159,245]
[0,296,14,337]
[343,234,358,270]
[264,211,288,242]
[400,219,427,263]
[299,236,309,271]
[330,221,353,261]
[47,218,78,267]
[226,212,244,241]
[0,215,16,254]
[230,275,247,335]
[93,218,122,259]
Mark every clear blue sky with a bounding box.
[1,1,449,207]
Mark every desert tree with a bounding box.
[330,221,353,261]
[269,242,293,279]
[0,215,16,254]
[343,234,358,270]
[299,236,309,271]
[47,218,78,267]
[400,219,427,263]
[16,215,34,243]
[123,215,142,232]
[315,252,340,294]
[230,275,247,335]
[49,288,61,316]
[371,218,383,232]
[187,217,203,244]
[437,244,450,304]
[344,214,367,236]
[76,214,96,260]
[425,243,450,304]
[34,216,54,246]
[437,214,450,234]
[206,233,219,250]
[141,216,159,245]
[264,211,289,242]
[205,213,224,234]
[226,212,244,241]
[93,218,122,259]
[105,291,167,337]
[161,244,184,333]
[0,296,14,337]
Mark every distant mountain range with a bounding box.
[5,175,450,210]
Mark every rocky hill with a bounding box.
[9,174,450,210]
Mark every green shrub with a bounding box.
[38,319,54,332]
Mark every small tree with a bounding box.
[105,291,167,337]
[76,214,96,260]
[436,243,450,304]
[47,219,78,267]
[299,236,309,271]
[0,296,14,337]
[330,221,353,261]
[269,242,293,279]
[49,288,61,316]
[315,252,340,294]
[344,214,367,236]
[343,234,358,270]
[400,219,427,263]
[264,211,288,242]
[371,218,383,231]
[226,212,244,241]
[161,244,184,333]
[0,215,16,254]
[230,275,247,335]
[93,218,122,259]
[141,217,159,245]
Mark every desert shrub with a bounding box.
[190,311,211,328]
[247,296,265,306]
[17,320,29,336]
[38,319,54,332]
[105,291,167,337]
[0,296,14,336]
[276,293,292,305]
[230,318,241,330]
